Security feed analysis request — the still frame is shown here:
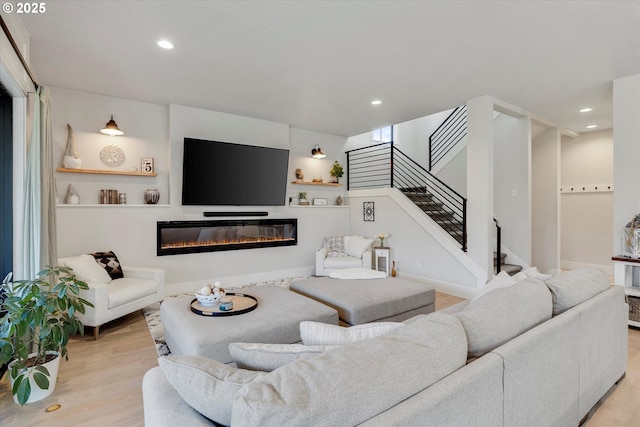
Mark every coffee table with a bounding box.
[160,284,338,364]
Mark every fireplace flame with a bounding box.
[161,236,295,250]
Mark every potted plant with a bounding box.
[329,161,344,183]
[0,266,93,405]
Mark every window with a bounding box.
[371,125,393,143]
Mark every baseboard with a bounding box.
[164,266,315,296]
[398,272,476,300]
[560,260,613,276]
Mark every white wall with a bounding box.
[52,88,170,205]
[613,74,640,255]
[493,114,531,265]
[560,129,613,273]
[54,91,350,289]
[347,189,483,298]
[393,109,454,170]
[532,128,561,272]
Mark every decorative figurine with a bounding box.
[62,124,81,169]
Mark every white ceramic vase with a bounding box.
[9,351,60,405]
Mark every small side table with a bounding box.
[612,255,640,327]
[374,246,390,275]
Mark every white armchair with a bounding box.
[59,255,165,339]
[315,235,374,276]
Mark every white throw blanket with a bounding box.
[329,268,387,280]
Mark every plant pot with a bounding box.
[8,351,60,405]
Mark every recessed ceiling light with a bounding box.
[371,100,382,105]
[586,125,597,129]
[580,108,592,113]
[157,40,174,49]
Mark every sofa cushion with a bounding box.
[325,234,346,257]
[229,342,337,371]
[323,255,363,269]
[108,278,158,309]
[544,269,610,315]
[158,355,267,426]
[231,313,468,426]
[91,250,124,280]
[63,254,112,284]
[300,320,402,345]
[471,271,517,302]
[345,236,373,258]
[455,278,552,358]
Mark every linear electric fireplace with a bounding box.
[157,219,297,256]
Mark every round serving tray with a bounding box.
[190,293,258,317]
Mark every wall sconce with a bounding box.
[311,144,326,159]
[100,115,124,136]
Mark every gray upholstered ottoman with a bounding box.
[160,284,338,364]
[290,277,435,326]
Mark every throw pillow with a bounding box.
[521,266,553,281]
[158,355,267,426]
[544,269,610,315]
[91,250,124,280]
[63,254,112,284]
[345,236,374,258]
[455,278,553,358]
[325,234,346,257]
[229,342,337,371]
[471,271,517,302]
[300,320,403,346]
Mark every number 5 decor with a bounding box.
[141,157,154,174]
[363,201,375,222]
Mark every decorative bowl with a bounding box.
[195,283,226,306]
[195,292,220,306]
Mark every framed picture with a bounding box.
[363,201,375,221]
[141,157,154,174]
[313,198,327,206]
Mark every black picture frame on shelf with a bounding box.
[363,201,375,221]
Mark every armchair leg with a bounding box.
[94,325,100,340]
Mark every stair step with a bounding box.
[403,192,434,199]
[497,264,523,276]
[493,252,507,266]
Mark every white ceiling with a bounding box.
[20,1,640,137]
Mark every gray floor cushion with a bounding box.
[161,284,338,363]
[290,277,435,325]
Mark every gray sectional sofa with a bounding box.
[142,269,628,426]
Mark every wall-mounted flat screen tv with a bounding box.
[182,138,290,206]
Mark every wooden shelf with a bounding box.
[291,181,342,187]
[56,167,157,177]
[57,204,170,208]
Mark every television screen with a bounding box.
[182,138,290,206]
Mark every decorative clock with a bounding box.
[100,145,125,167]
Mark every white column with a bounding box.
[466,96,495,281]
[613,74,640,254]
[532,128,560,272]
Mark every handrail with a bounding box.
[429,105,467,171]
[346,143,467,251]
[494,218,501,274]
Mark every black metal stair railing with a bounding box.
[429,105,467,171]
[347,143,467,251]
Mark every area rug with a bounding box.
[143,276,307,357]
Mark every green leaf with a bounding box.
[34,364,50,376]
[13,374,32,405]
[33,371,50,390]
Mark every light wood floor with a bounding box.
[0,291,638,426]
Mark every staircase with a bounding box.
[399,186,465,247]
[346,143,467,251]
[494,252,523,276]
